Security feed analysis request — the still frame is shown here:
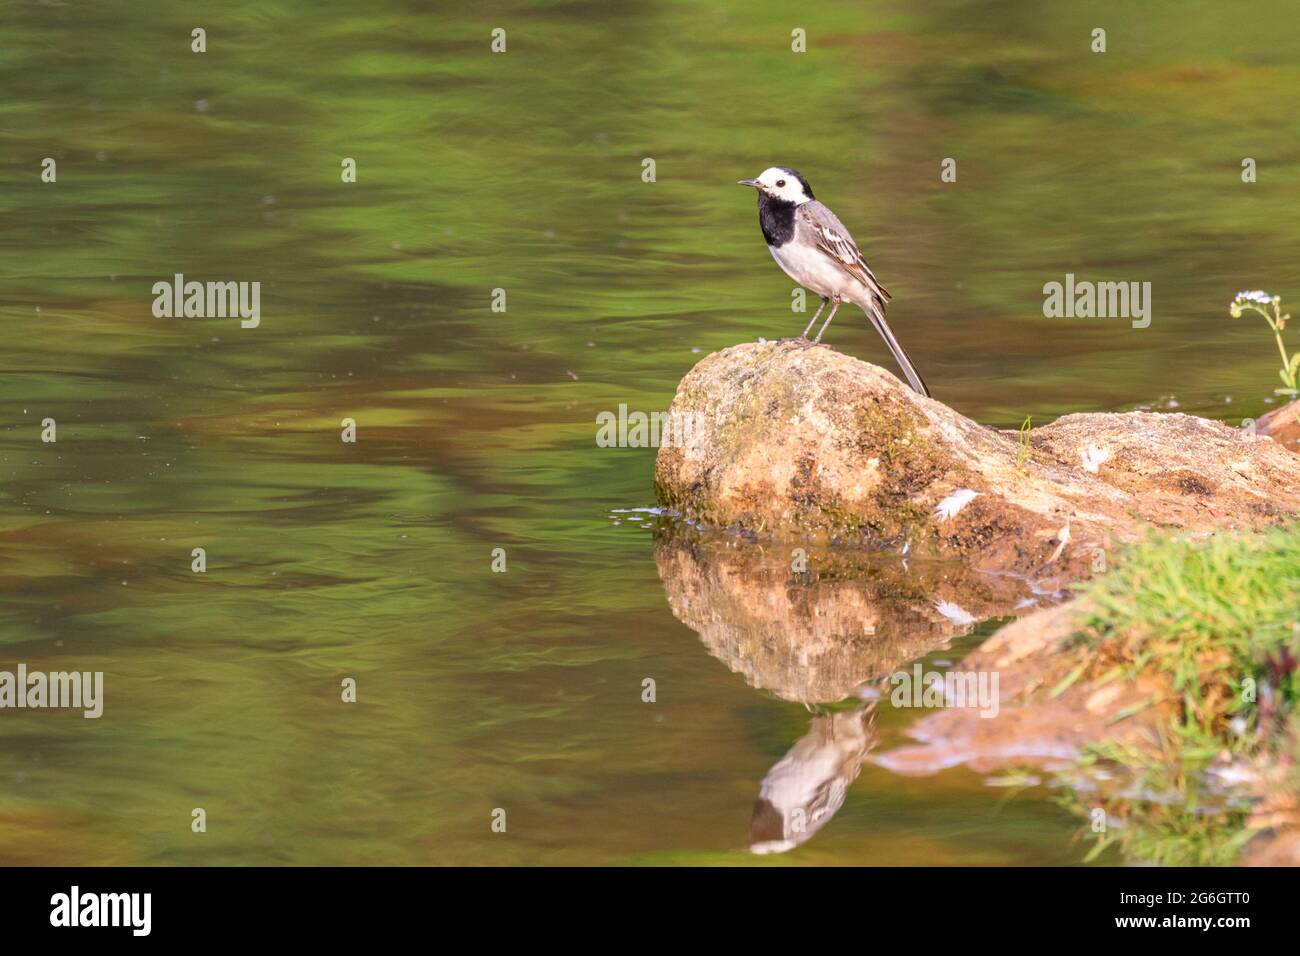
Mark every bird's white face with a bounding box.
[740,167,813,205]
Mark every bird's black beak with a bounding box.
[737,179,760,188]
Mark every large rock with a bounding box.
[1257,399,1300,453]
[655,341,1300,578]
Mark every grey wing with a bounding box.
[800,203,929,396]
[800,201,892,304]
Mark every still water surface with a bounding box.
[2,1,1297,864]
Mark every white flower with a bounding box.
[934,488,979,519]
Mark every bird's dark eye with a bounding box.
[776,179,786,187]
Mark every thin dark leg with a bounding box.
[813,296,842,343]
[802,297,829,338]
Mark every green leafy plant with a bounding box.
[1230,291,1300,397]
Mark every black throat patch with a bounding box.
[757,193,796,247]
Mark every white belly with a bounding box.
[769,241,859,300]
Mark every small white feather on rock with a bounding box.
[934,488,979,520]
[1081,443,1111,474]
[933,600,977,627]
[1044,521,1071,566]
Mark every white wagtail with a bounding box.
[737,166,930,397]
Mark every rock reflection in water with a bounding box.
[653,530,1040,853]
[654,532,1037,703]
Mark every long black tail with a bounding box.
[860,301,930,397]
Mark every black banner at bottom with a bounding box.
[0,865,1282,941]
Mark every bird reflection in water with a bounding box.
[750,700,878,854]
[653,529,1037,854]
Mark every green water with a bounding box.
[1,0,1297,865]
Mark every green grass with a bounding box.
[1058,524,1300,864]
[1016,416,1033,475]
[1075,524,1300,749]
